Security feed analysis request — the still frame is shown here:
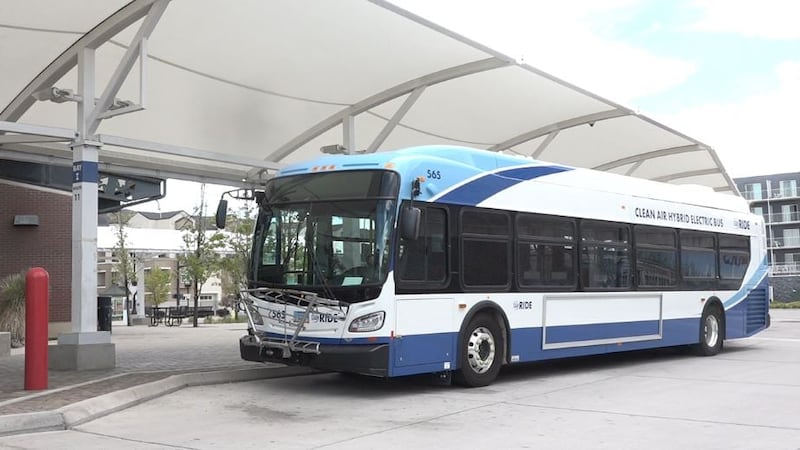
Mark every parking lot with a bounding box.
[2,310,800,449]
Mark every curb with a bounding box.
[0,365,316,437]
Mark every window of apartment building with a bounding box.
[780,179,797,198]
[781,204,798,223]
[97,271,106,288]
[784,229,800,247]
[744,182,763,200]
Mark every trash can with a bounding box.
[97,296,113,333]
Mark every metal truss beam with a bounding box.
[366,86,426,153]
[487,109,629,153]
[98,134,281,171]
[653,168,719,183]
[1,143,255,187]
[591,144,703,171]
[0,120,76,139]
[0,135,70,145]
[87,0,169,135]
[0,0,160,123]
[263,57,510,164]
[531,130,559,158]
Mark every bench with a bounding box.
[145,306,167,326]
[148,305,216,326]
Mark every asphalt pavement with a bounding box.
[0,309,798,442]
[0,321,312,436]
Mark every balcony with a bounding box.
[741,186,799,201]
[767,237,800,249]
[770,263,800,276]
[769,187,799,200]
[766,211,800,224]
[741,190,765,201]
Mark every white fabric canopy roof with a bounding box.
[0,0,738,193]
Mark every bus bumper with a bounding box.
[239,334,389,377]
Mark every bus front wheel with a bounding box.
[694,305,724,356]
[454,313,504,387]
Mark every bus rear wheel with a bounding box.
[694,305,724,356]
[454,313,504,387]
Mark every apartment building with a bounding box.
[735,172,800,301]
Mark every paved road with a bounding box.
[2,311,800,449]
[0,322,265,407]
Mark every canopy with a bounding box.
[0,0,738,193]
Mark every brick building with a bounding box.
[0,181,73,335]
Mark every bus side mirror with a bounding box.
[215,199,228,229]
[400,207,421,240]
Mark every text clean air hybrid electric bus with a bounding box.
[216,146,769,387]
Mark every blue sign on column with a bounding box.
[72,161,98,183]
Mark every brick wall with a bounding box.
[771,275,800,302]
[0,182,72,323]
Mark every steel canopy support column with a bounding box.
[342,115,355,154]
[49,48,115,371]
[71,142,101,333]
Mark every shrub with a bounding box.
[0,271,27,347]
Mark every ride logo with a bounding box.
[513,301,533,310]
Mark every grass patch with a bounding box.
[770,301,800,309]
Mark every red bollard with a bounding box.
[25,267,49,390]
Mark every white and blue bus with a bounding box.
[219,146,769,387]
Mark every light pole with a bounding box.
[175,257,181,308]
[766,180,775,271]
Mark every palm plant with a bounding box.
[0,271,26,347]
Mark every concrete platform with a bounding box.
[0,322,312,436]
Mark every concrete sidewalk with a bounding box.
[0,322,311,435]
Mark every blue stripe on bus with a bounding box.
[436,165,570,205]
[387,317,701,376]
[723,256,769,309]
[544,320,660,344]
[508,318,700,363]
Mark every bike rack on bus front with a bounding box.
[238,287,348,358]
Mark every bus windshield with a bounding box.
[250,170,399,293]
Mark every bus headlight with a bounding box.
[348,311,385,332]
[246,304,264,325]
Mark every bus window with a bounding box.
[680,231,717,289]
[581,221,631,289]
[516,214,576,289]
[461,209,511,288]
[397,206,447,284]
[719,234,750,289]
[634,226,677,288]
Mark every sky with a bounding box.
[132,0,800,213]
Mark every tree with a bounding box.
[0,271,26,347]
[219,204,255,318]
[145,266,172,307]
[180,184,226,327]
[111,211,137,326]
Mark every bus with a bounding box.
[216,146,770,387]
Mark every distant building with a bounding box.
[125,211,194,230]
[735,172,800,301]
[97,212,230,323]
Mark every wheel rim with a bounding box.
[466,326,496,374]
[703,314,719,347]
